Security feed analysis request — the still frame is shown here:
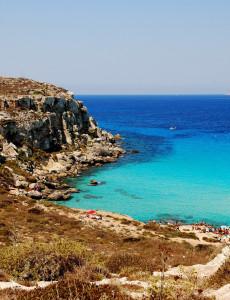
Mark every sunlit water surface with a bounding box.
[57,95,230,226]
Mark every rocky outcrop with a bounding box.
[0,99,90,151]
[0,77,125,199]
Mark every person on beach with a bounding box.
[175,221,180,231]
[158,219,161,227]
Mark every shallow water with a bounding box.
[57,95,230,226]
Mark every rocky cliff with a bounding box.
[0,77,125,200]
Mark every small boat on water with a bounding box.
[169,127,177,130]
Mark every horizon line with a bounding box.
[74,93,227,96]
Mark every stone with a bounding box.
[2,142,18,158]
[130,150,139,154]
[67,188,79,193]
[114,134,122,140]
[43,181,58,189]
[47,190,70,201]
[29,183,36,190]
[27,191,42,199]
[15,180,28,188]
[63,193,71,200]
[20,145,33,158]
[103,157,117,163]
[89,180,98,186]
[60,183,70,189]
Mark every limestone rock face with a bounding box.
[0,98,90,151]
[0,77,126,199]
[0,78,110,153]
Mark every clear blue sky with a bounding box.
[1,0,230,94]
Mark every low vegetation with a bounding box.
[0,239,96,281]
[0,279,132,300]
[0,193,222,298]
[143,223,199,239]
[207,258,230,289]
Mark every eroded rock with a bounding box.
[0,77,126,200]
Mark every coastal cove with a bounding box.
[59,95,230,226]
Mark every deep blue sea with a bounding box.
[60,95,230,226]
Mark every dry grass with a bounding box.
[0,160,36,187]
[206,258,230,289]
[0,194,220,270]
[0,278,132,300]
[0,192,223,300]
[143,223,199,240]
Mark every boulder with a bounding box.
[20,145,33,158]
[114,134,122,140]
[15,180,28,188]
[27,190,42,199]
[60,183,71,189]
[67,188,79,193]
[47,190,70,201]
[47,191,64,201]
[63,193,71,200]
[103,157,117,163]
[89,180,98,186]
[2,142,18,158]
[130,150,139,154]
[43,181,58,189]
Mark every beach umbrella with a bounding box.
[221,226,229,230]
[87,210,96,214]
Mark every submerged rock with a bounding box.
[130,150,139,154]
[114,134,122,140]
[89,180,98,186]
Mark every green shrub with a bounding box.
[207,259,230,289]
[120,218,131,225]
[33,90,43,95]
[42,201,53,207]
[1,160,36,183]
[143,224,199,240]
[9,127,17,136]
[0,167,15,186]
[0,239,91,281]
[18,150,26,162]
[106,253,155,274]
[6,279,131,300]
[203,236,219,243]
[143,223,158,231]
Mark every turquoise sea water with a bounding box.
[58,95,230,226]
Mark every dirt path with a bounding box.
[153,245,230,279]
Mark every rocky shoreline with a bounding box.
[0,77,125,201]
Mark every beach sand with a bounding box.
[37,202,225,247]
